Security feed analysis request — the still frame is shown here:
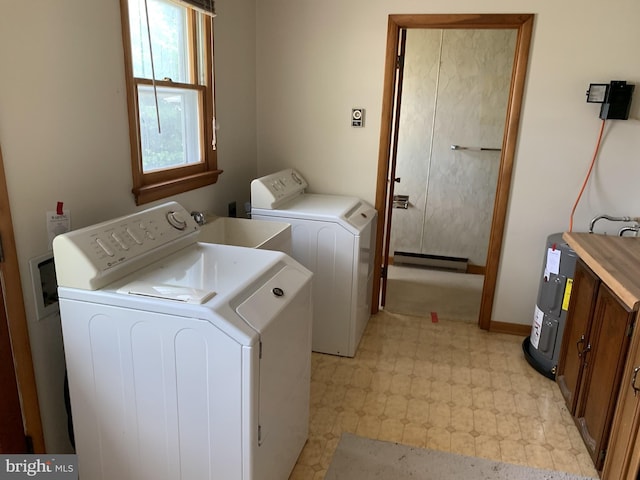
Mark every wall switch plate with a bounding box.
[351,108,365,127]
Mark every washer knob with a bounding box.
[166,211,187,230]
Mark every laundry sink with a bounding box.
[197,216,292,254]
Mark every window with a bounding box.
[120,0,220,205]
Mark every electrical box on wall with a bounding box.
[29,252,59,320]
[586,80,634,120]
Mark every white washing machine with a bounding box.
[251,169,377,357]
[53,202,313,480]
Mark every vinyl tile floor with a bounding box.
[289,310,600,479]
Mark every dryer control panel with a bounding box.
[251,169,308,209]
[53,202,199,290]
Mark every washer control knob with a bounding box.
[166,211,187,230]
[272,287,284,297]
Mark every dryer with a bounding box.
[53,202,313,480]
[251,169,377,357]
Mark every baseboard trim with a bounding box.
[466,264,485,275]
[389,256,484,275]
[489,321,530,336]
[393,251,468,272]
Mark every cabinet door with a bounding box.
[556,259,600,413]
[602,312,640,480]
[575,284,634,470]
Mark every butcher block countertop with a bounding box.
[563,232,640,311]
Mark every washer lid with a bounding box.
[276,194,361,218]
[252,194,376,234]
[117,281,216,304]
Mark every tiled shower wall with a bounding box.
[390,29,516,266]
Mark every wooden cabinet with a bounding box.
[557,259,600,413]
[575,283,634,468]
[602,318,640,480]
[557,259,635,471]
[561,233,640,480]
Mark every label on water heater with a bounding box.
[562,278,573,311]
[530,306,544,349]
[544,247,561,280]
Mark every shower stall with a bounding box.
[390,29,517,270]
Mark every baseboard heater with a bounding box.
[393,251,468,272]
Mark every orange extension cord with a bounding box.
[568,119,607,232]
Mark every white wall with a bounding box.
[0,0,256,452]
[255,0,640,323]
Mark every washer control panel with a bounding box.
[53,202,199,290]
[251,168,308,209]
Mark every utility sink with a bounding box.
[197,216,292,254]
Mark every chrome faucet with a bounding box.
[619,225,640,237]
[191,211,206,226]
[589,214,639,233]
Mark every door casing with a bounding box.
[372,13,535,331]
[0,146,45,452]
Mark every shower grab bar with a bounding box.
[450,145,501,152]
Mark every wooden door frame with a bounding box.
[0,282,27,452]
[0,146,45,452]
[372,13,534,331]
